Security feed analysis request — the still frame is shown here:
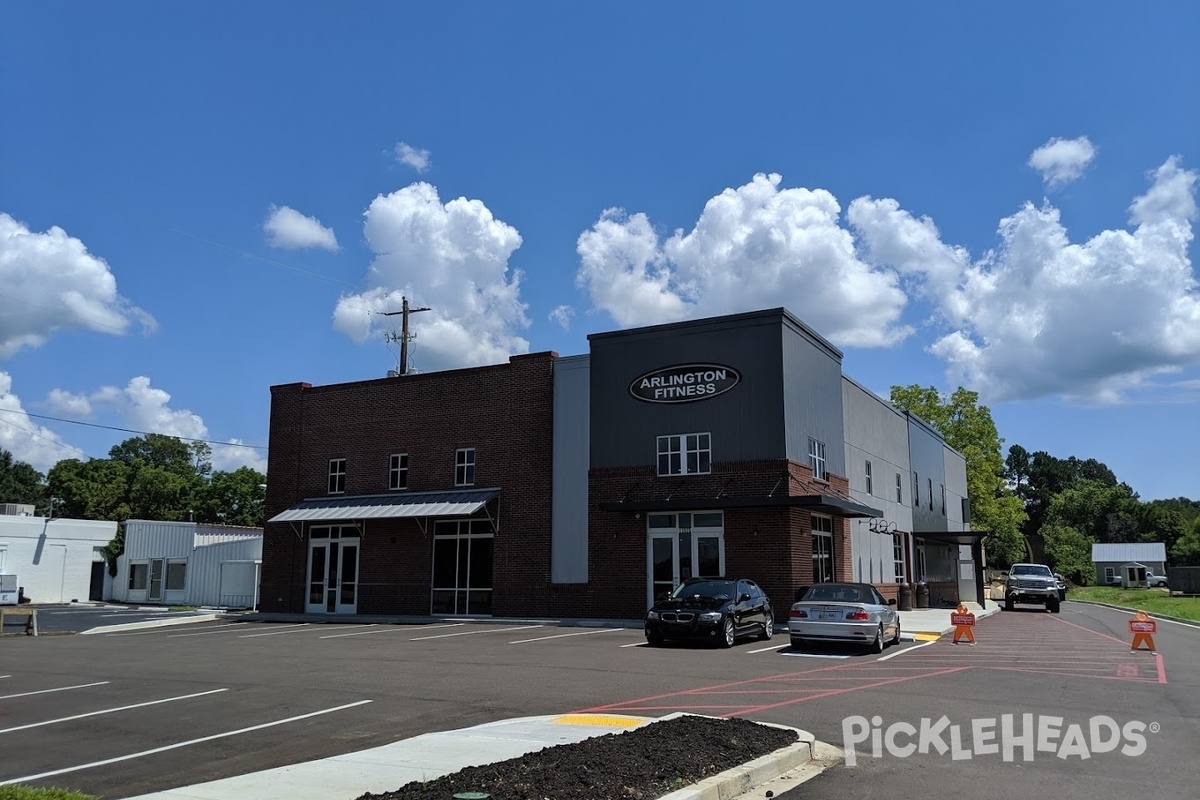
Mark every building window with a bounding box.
[389,453,409,491]
[812,515,834,583]
[913,472,919,508]
[940,484,946,515]
[129,563,148,591]
[328,458,346,494]
[928,478,934,510]
[808,438,827,481]
[1104,567,1116,583]
[865,461,873,495]
[657,433,711,476]
[893,533,906,583]
[917,542,927,581]
[895,473,902,503]
[455,448,476,486]
[166,562,187,591]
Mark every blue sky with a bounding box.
[1,3,1197,502]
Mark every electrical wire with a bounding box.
[0,407,266,450]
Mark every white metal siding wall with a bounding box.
[187,538,263,606]
[123,521,196,559]
[0,516,115,603]
[115,521,263,606]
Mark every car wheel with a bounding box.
[891,621,901,646]
[647,633,664,647]
[759,612,774,641]
[869,624,884,654]
[1004,598,1014,611]
[1048,600,1060,614]
[720,617,736,648]
[790,637,806,650]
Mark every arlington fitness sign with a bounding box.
[629,363,742,404]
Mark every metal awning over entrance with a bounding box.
[913,530,987,546]
[269,487,500,524]
[599,493,882,518]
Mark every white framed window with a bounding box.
[895,473,902,503]
[455,448,476,486]
[893,533,906,584]
[812,515,834,583]
[129,562,149,591]
[328,458,346,494]
[865,460,873,495]
[1104,567,1116,582]
[913,472,920,508]
[389,453,409,491]
[808,438,827,481]
[166,562,187,591]
[656,433,711,476]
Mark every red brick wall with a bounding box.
[261,353,558,615]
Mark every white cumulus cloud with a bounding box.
[394,142,431,173]
[575,173,912,348]
[549,305,574,329]
[0,372,84,472]
[1029,136,1098,188]
[854,156,1200,403]
[263,205,338,251]
[333,183,530,371]
[0,213,155,359]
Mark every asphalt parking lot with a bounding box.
[1,604,1197,800]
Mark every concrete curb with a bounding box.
[901,601,1002,639]
[1065,599,1200,628]
[655,715,826,800]
[78,613,224,634]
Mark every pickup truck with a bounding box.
[1004,563,1061,613]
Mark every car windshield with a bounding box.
[1010,565,1053,576]
[801,584,869,603]
[671,580,734,601]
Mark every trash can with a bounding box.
[898,581,913,611]
[915,581,929,609]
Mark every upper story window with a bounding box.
[895,473,902,503]
[657,433,711,476]
[893,532,906,584]
[808,438,827,481]
[455,448,476,487]
[865,460,873,495]
[328,458,346,494]
[940,484,946,515]
[913,472,920,508]
[389,453,409,491]
[928,478,934,511]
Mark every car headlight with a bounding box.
[646,611,660,620]
[697,611,722,623]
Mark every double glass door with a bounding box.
[307,526,359,614]
[647,512,725,607]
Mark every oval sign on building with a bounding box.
[629,363,742,404]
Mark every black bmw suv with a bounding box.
[644,577,774,648]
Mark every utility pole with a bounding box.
[382,296,431,375]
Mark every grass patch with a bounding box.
[1069,585,1200,621]
[168,605,199,611]
[0,786,98,800]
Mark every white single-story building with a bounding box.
[0,503,117,604]
[112,520,263,609]
[1092,543,1167,585]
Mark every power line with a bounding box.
[0,407,267,450]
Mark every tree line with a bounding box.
[2,396,1198,584]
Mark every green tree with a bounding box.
[1043,479,1140,544]
[889,385,1027,567]
[1171,516,1200,566]
[48,458,133,521]
[1042,523,1094,585]
[0,449,49,511]
[195,466,266,527]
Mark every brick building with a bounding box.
[261,307,982,620]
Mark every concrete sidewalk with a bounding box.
[897,599,1001,641]
[121,713,828,800]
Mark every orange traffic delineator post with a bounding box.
[1129,610,1157,654]
[951,603,976,645]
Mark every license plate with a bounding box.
[819,611,840,620]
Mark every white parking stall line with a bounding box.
[101,612,171,618]
[778,652,851,659]
[167,624,248,637]
[410,624,543,641]
[1,681,110,701]
[320,622,464,639]
[0,676,10,680]
[238,624,311,638]
[747,643,790,654]
[509,628,623,644]
[620,641,647,648]
[877,640,939,662]
[0,699,374,787]
[0,689,230,734]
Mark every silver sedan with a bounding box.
[789,582,901,653]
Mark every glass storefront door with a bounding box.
[306,526,360,614]
[646,512,724,608]
[431,519,494,615]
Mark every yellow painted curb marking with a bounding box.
[552,714,644,727]
[913,633,941,642]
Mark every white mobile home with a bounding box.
[112,520,263,608]
[0,505,117,604]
